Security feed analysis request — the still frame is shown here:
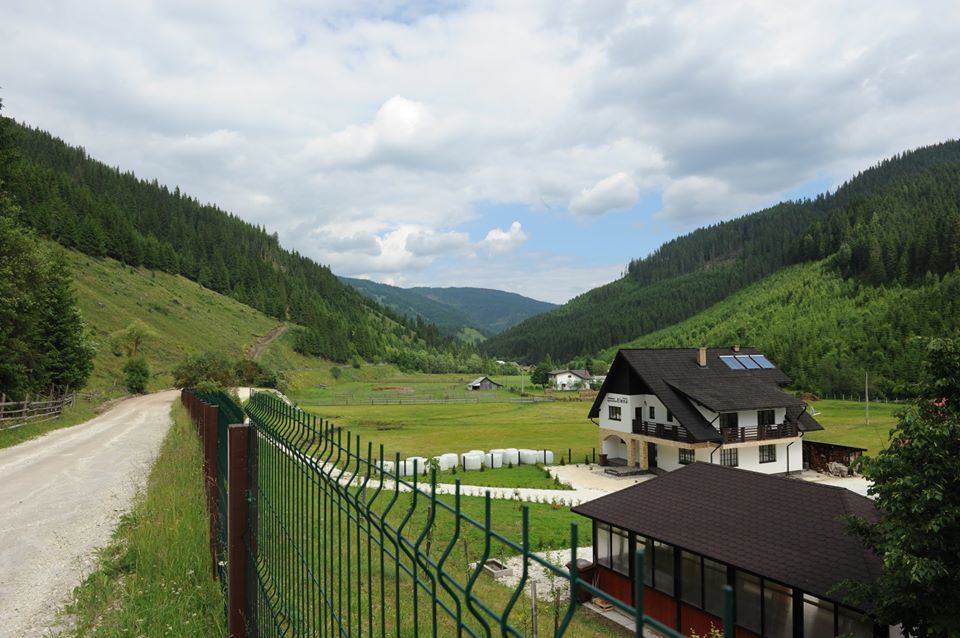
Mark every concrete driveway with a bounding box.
[0,390,177,638]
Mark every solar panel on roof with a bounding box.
[749,354,776,369]
[719,355,745,369]
[736,355,760,369]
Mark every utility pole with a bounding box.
[865,371,870,428]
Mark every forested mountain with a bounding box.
[409,286,556,335]
[1,119,484,370]
[341,277,478,337]
[342,277,556,339]
[483,140,960,363]
[608,261,960,398]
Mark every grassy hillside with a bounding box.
[484,140,960,363]
[6,120,474,369]
[63,244,294,393]
[607,261,960,398]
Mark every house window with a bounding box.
[759,444,777,464]
[735,571,762,634]
[679,448,695,465]
[720,448,738,467]
[640,535,653,586]
[596,522,611,568]
[703,558,728,616]
[648,405,656,420]
[653,541,674,595]
[610,526,630,576]
[764,581,794,638]
[595,522,631,577]
[667,409,674,422]
[680,551,702,606]
[803,594,835,638]
[837,605,875,638]
[758,409,775,426]
[719,412,738,429]
[608,406,622,421]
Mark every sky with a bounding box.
[2,1,959,303]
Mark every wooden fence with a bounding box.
[0,391,77,430]
[308,392,554,406]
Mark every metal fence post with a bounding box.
[723,584,734,637]
[204,402,219,577]
[228,422,251,638]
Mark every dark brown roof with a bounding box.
[588,348,823,441]
[572,463,881,606]
[797,410,825,432]
[666,377,805,412]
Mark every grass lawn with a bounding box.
[288,363,536,406]
[435,464,572,490]
[804,399,902,456]
[62,402,225,637]
[301,400,597,461]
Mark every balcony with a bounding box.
[720,422,798,443]
[631,419,695,442]
[631,419,799,444]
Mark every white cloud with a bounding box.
[569,172,640,216]
[480,221,528,254]
[2,0,958,295]
[404,228,470,257]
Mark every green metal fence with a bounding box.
[184,388,734,638]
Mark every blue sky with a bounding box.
[3,1,957,302]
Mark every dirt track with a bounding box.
[0,390,177,637]
[247,323,288,360]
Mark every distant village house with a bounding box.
[549,369,591,390]
[466,376,502,391]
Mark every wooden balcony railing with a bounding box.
[631,419,695,442]
[631,419,799,443]
[721,422,798,443]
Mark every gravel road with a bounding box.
[0,390,177,638]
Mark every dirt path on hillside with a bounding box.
[0,390,177,638]
[247,323,288,360]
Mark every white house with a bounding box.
[548,369,591,391]
[589,347,823,475]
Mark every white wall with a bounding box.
[552,372,586,390]
[654,441,802,474]
[720,441,801,474]
[601,434,628,460]
[598,393,637,434]
[654,444,713,472]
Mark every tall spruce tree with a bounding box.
[32,252,95,392]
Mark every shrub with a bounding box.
[330,366,342,380]
[123,356,150,394]
[172,352,236,389]
[234,357,280,388]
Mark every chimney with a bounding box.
[732,344,740,352]
[697,347,707,367]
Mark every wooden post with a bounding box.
[204,402,219,577]
[228,423,251,638]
